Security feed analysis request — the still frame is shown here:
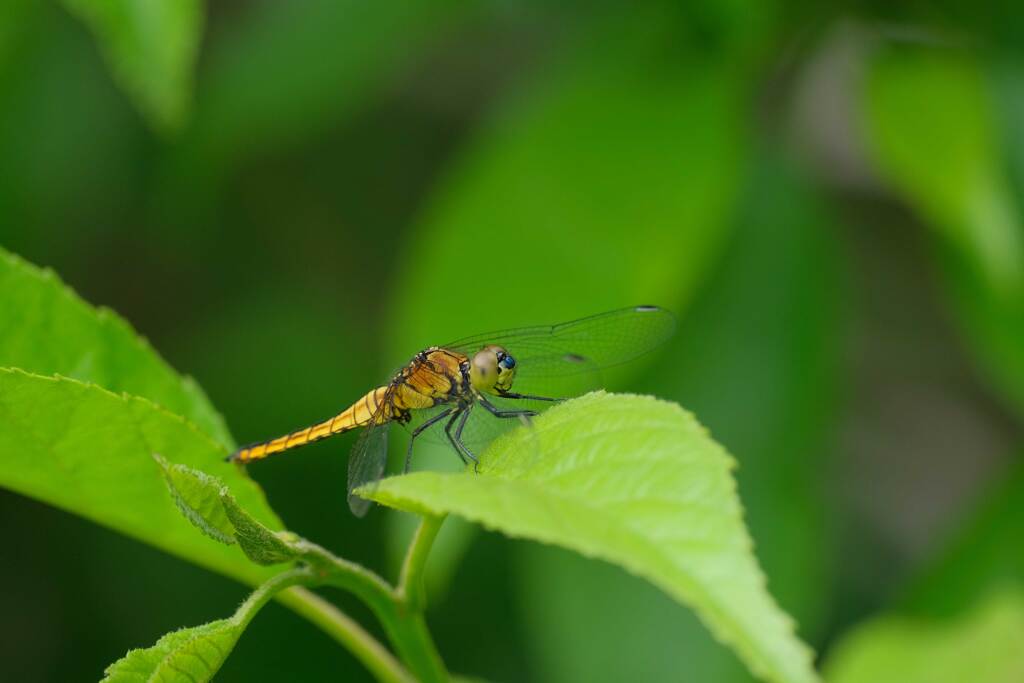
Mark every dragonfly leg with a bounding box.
[498,391,563,402]
[404,407,453,474]
[444,407,479,470]
[454,408,481,473]
[478,395,538,419]
[442,411,467,465]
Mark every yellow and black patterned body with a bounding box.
[231,347,471,463]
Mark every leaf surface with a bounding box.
[153,457,302,567]
[103,618,239,683]
[0,247,232,447]
[0,369,279,585]
[364,392,818,683]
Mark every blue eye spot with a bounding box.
[502,355,516,369]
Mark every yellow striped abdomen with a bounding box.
[231,385,392,463]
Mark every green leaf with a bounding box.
[364,392,819,683]
[102,568,311,683]
[0,368,279,585]
[516,151,843,682]
[61,0,203,132]
[152,455,299,565]
[384,6,748,588]
[864,51,1024,417]
[824,587,1024,683]
[154,454,236,546]
[0,247,233,448]
[103,618,239,683]
[221,492,299,566]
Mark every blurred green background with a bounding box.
[2,0,1024,681]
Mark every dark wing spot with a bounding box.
[564,353,587,363]
[635,305,660,312]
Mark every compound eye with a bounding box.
[500,355,516,370]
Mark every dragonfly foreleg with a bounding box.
[497,390,563,402]
[478,395,538,419]
[405,407,453,474]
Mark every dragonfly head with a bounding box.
[470,344,517,394]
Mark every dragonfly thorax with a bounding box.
[469,344,517,395]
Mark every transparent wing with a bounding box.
[444,305,675,391]
[346,386,395,517]
[391,307,676,477]
[401,403,455,442]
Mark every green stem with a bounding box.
[295,528,449,683]
[379,608,447,683]
[276,587,413,683]
[241,569,415,682]
[398,513,445,611]
[238,566,313,626]
[221,510,449,682]
[299,528,448,683]
[295,539,403,622]
[386,514,448,682]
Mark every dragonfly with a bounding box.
[229,305,675,516]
